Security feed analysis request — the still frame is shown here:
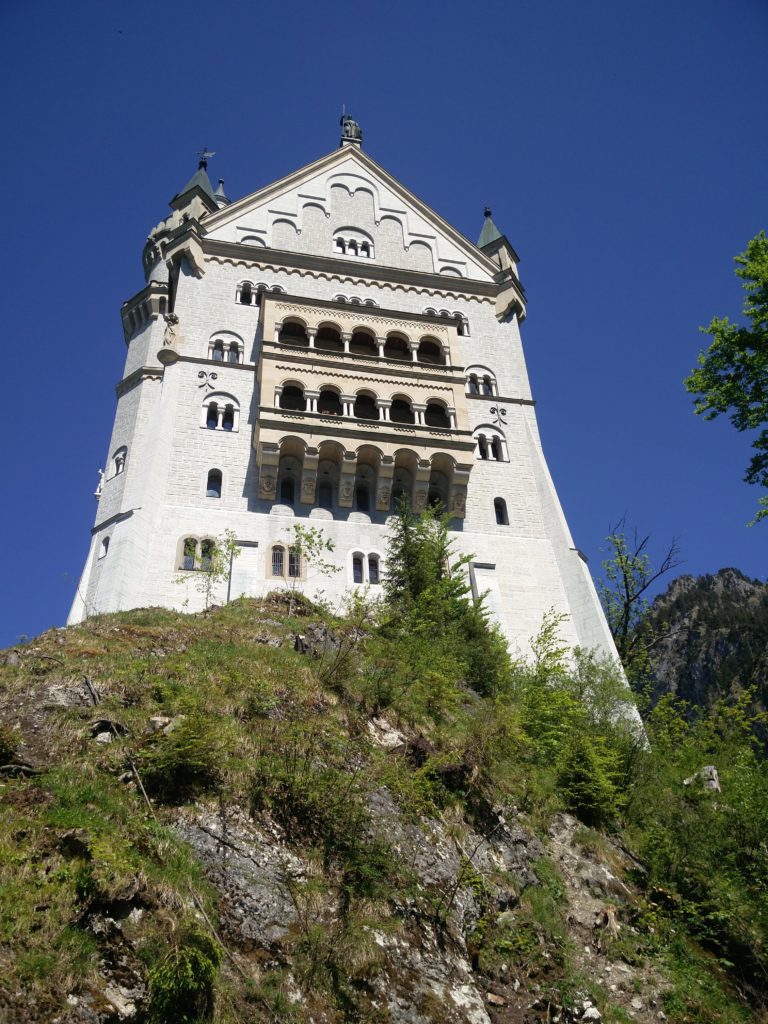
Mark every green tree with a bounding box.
[597,518,681,687]
[684,230,768,523]
[283,523,339,614]
[176,529,241,610]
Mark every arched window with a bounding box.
[206,469,222,498]
[384,334,410,361]
[350,330,377,358]
[335,239,346,254]
[280,478,295,504]
[318,481,333,509]
[318,389,343,416]
[494,498,508,525]
[240,282,253,305]
[112,447,127,477]
[390,398,415,424]
[272,546,285,576]
[200,539,215,572]
[279,321,309,346]
[99,536,110,559]
[202,394,239,432]
[206,402,219,429]
[418,338,444,365]
[477,434,489,460]
[315,325,344,352]
[280,385,306,411]
[482,376,494,396]
[353,393,378,420]
[348,240,358,256]
[222,405,235,431]
[360,242,370,257]
[182,537,197,570]
[227,342,240,363]
[428,489,443,510]
[468,374,479,395]
[288,548,301,578]
[368,555,380,585]
[211,341,224,362]
[352,554,364,584]
[491,436,503,461]
[424,402,450,429]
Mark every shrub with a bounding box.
[146,925,221,1023]
[556,733,618,827]
[139,716,223,803]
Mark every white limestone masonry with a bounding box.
[69,134,618,664]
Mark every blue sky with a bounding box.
[1,0,766,647]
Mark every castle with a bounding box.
[69,117,618,662]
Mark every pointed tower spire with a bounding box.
[170,149,217,210]
[213,178,230,208]
[477,207,502,248]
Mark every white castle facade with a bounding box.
[69,120,618,662]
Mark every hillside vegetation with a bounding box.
[1,511,766,1024]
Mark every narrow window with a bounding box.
[368,555,380,585]
[99,537,110,559]
[206,469,222,498]
[114,449,126,475]
[494,498,508,525]
[212,341,224,362]
[348,240,358,256]
[280,478,295,504]
[182,538,197,570]
[478,435,488,460]
[227,343,240,363]
[318,481,333,509]
[222,405,235,431]
[491,436,503,461]
[200,540,215,572]
[360,242,370,257]
[288,548,301,578]
[240,282,253,305]
[482,376,494,396]
[335,238,346,254]
[355,485,370,513]
[468,374,479,395]
[454,316,465,337]
[206,402,218,429]
[353,555,364,583]
[272,546,285,576]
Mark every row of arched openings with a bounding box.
[278,383,453,428]
[278,321,447,365]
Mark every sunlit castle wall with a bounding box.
[69,128,618,664]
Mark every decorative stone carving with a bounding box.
[94,469,104,499]
[162,312,180,347]
[197,370,218,390]
[490,406,508,426]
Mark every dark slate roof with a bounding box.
[174,166,215,203]
[477,207,503,248]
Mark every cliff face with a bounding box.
[0,597,758,1024]
[642,568,768,711]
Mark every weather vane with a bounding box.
[197,147,216,169]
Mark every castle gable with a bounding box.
[203,148,497,282]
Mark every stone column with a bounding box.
[408,340,419,362]
[274,385,284,408]
[305,390,319,414]
[338,452,358,508]
[274,322,282,343]
[413,459,431,511]
[257,442,280,500]
[341,332,352,355]
[216,406,225,430]
[412,403,427,426]
[306,327,317,349]
[376,399,392,421]
[375,336,386,358]
[300,448,319,505]
[447,406,457,429]
[341,394,356,417]
[376,456,395,512]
